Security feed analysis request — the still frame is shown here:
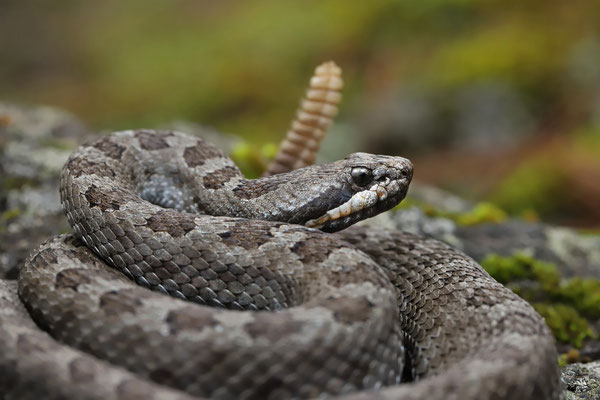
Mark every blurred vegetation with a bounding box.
[395,198,509,225]
[1,0,599,226]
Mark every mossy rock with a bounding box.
[481,252,600,348]
[533,303,594,349]
[395,197,507,226]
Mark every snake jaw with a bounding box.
[305,182,386,229]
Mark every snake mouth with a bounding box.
[305,178,409,232]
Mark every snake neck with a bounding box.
[192,164,351,226]
[188,154,413,232]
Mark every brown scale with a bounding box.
[264,61,343,176]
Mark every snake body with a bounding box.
[1,130,560,399]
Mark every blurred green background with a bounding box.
[1,0,599,227]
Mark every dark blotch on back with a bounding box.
[116,380,160,400]
[245,312,303,342]
[67,156,116,179]
[183,140,225,168]
[290,235,342,264]
[99,289,142,316]
[63,235,87,248]
[327,296,373,323]
[67,248,102,266]
[69,358,96,383]
[232,175,288,200]
[55,268,91,290]
[166,306,218,334]
[31,247,58,266]
[149,369,175,386]
[92,137,125,159]
[146,210,196,237]
[203,166,240,189]
[17,333,47,353]
[85,184,133,212]
[135,130,172,150]
[217,220,273,250]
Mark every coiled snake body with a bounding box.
[0,130,560,399]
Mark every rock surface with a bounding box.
[562,361,600,399]
[0,103,85,278]
[364,205,600,279]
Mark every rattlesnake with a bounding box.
[0,129,560,399]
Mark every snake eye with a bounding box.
[351,167,373,187]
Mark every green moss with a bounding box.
[481,252,600,318]
[481,252,560,288]
[578,228,600,236]
[558,353,569,368]
[393,196,430,212]
[481,252,600,347]
[230,141,277,179]
[480,253,533,284]
[531,259,561,293]
[533,304,595,348]
[0,208,22,234]
[1,208,21,221]
[556,278,600,319]
[261,143,279,161]
[0,176,38,191]
[394,199,508,226]
[38,137,76,151]
[452,202,507,225]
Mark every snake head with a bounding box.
[304,153,413,232]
